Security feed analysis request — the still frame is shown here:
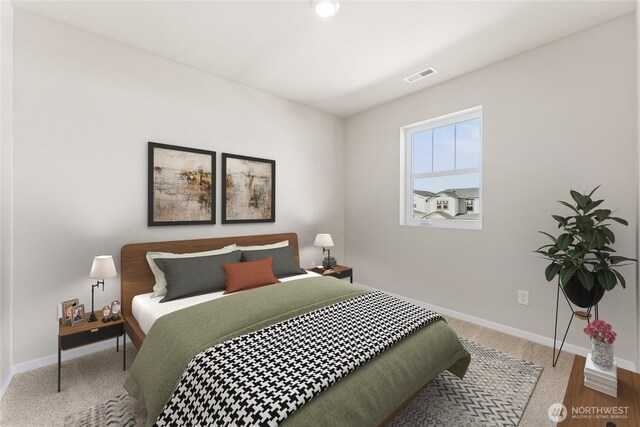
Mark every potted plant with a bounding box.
[535,186,635,308]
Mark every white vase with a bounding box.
[591,339,614,369]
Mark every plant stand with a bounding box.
[553,280,598,367]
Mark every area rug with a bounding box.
[64,338,542,427]
[64,393,145,427]
[390,338,543,426]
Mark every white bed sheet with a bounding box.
[132,270,320,335]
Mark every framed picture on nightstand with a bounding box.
[61,298,79,325]
[70,304,86,325]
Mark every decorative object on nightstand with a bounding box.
[110,300,121,321]
[584,319,616,369]
[61,298,79,325]
[70,304,86,325]
[314,233,336,269]
[308,265,353,284]
[88,255,117,322]
[102,305,112,323]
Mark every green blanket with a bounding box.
[125,277,470,426]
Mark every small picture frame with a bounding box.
[61,298,79,325]
[71,304,86,325]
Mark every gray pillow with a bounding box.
[241,245,305,278]
[154,250,241,303]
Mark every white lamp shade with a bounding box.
[90,255,117,279]
[314,233,334,248]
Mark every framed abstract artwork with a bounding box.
[148,142,216,226]
[222,153,275,224]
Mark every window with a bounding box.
[436,200,449,210]
[400,106,482,229]
[465,199,474,212]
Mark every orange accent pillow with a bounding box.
[222,257,279,294]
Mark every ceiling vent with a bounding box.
[403,67,437,84]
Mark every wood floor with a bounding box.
[560,355,640,426]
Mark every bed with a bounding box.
[121,232,470,426]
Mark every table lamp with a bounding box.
[314,233,336,269]
[89,255,117,322]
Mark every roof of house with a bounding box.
[413,187,479,200]
[436,191,458,199]
[440,187,479,199]
[414,190,435,198]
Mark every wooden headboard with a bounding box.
[120,232,300,349]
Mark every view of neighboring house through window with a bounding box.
[401,106,482,229]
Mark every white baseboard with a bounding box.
[384,289,637,372]
[0,367,13,400]
[0,335,130,400]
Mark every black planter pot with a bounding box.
[563,275,605,308]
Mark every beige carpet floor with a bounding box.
[0,316,574,426]
[0,344,138,427]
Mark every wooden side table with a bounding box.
[308,265,353,283]
[58,311,126,392]
[560,355,640,425]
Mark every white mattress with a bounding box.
[132,271,320,335]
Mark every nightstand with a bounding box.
[308,265,353,283]
[58,311,125,392]
[561,355,640,426]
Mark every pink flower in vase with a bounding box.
[583,319,616,345]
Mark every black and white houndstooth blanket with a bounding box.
[154,291,444,427]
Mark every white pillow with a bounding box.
[236,240,289,251]
[146,244,237,297]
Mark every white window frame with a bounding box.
[399,106,482,229]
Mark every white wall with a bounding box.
[0,0,14,395]
[5,6,638,375]
[345,15,638,365]
[10,10,345,365]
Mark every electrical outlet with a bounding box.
[518,290,529,306]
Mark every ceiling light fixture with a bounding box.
[312,0,340,18]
